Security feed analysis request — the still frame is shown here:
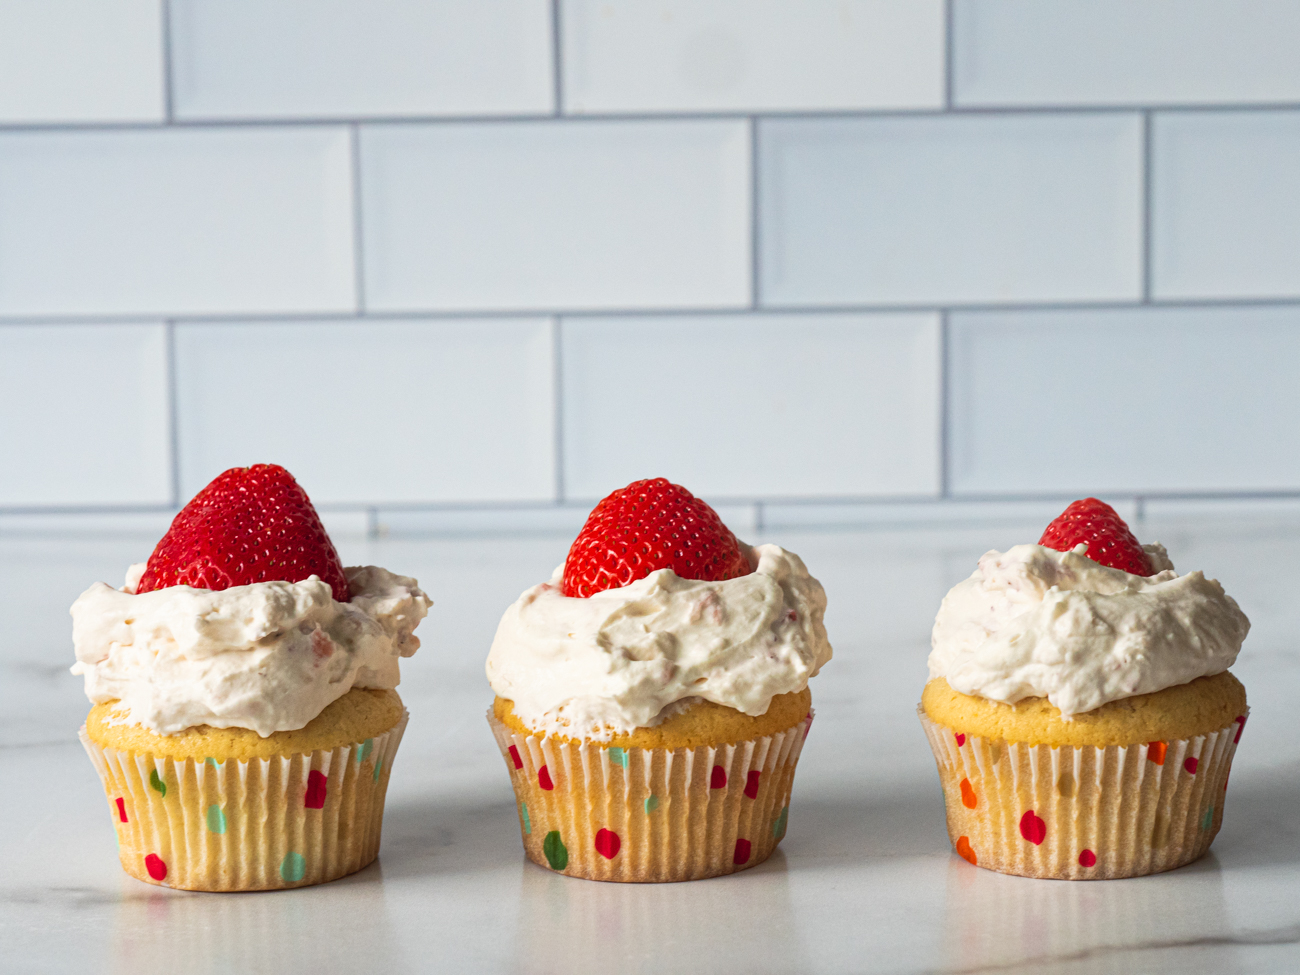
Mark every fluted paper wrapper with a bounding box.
[488,710,813,882]
[919,706,1247,880]
[79,711,408,891]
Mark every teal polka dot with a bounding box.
[1202,805,1215,830]
[772,806,789,839]
[608,747,629,768]
[206,804,227,834]
[205,757,221,767]
[644,794,659,814]
[279,852,306,883]
[373,756,383,782]
[357,738,374,763]
[149,769,167,798]
[520,801,531,835]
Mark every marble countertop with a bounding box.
[4,516,1299,974]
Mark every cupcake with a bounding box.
[70,464,430,891]
[486,478,831,882]
[920,498,1250,880]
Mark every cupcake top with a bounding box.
[69,464,430,737]
[485,478,831,740]
[72,564,428,737]
[928,499,1249,717]
[487,545,829,740]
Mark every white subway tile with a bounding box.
[360,119,750,311]
[0,0,164,124]
[759,114,1142,306]
[949,306,1300,495]
[171,0,553,120]
[563,0,943,113]
[174,319,555,505]
[954,0,1300,107]
[1153,111,1300,300]
[0,324,171,507]
[561,313,940,500]
[0,128,356,317]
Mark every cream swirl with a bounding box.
[928,543,1249,716]
[485,544,831,740]
[71,565,430,736]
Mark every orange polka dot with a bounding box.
[1147,741,1167,765]
[955,836,977,865]
[960,777,977,809]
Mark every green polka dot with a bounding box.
[205,757,221,767]
[644,794,659,813]
[279,852,306,883]
[149,769,167,798]
[772,806,789,839]
[357,738,374,763]
[1202,805,1215,830]
[373,756,383,782]
[543,830,568,871]
[608,747,629,768]
[520,801,531,835]
[206,804,227,834]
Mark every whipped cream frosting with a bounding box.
[485,544,831,740]
[71,565,430,737]
[928,542,1249,716]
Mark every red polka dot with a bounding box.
[1184,756,1199,775]
[508,745,523,769]
[538,765,554,790]
[594,828,621,860]
[1019,810,1047,845]
[115,797,128,823]
[954,733,966,747]
[1079,849,1097,868]
[304,770,328,809]
[733,838,752,865]
[710,765,727,789]
[144,854,167,881]
[955,836,977,865]
[960,778,977,809]
[1234,715,1247,744]
[744,770,761,799]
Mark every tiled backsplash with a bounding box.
[2,1,1299,534]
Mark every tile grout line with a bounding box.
[349,123,367,312]
[1141,109,1154,303]
[943,0,955,109]
[10,295,1300,329]
[938,310,951,499]
[749,116,760,309]
[2,102,1299,135]
[550,0,564,115]
[164,320,181,508]
[159,0,175,123]
[552,317,566,503]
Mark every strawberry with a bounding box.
[136,464,351,602]
[562,478,753,598]
[1038,498,1152,577]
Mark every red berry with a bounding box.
[562,478,752,598]
[1038,498,1152,576]
[136,464,351,602]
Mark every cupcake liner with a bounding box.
[919,706,1247,880]
[487,709,814,882]
[79,711,408,891]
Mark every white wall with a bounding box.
[2,0,1298,534]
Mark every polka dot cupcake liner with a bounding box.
[918,707,1247,880]
[487,709,813,883]
[78,711,408,891]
